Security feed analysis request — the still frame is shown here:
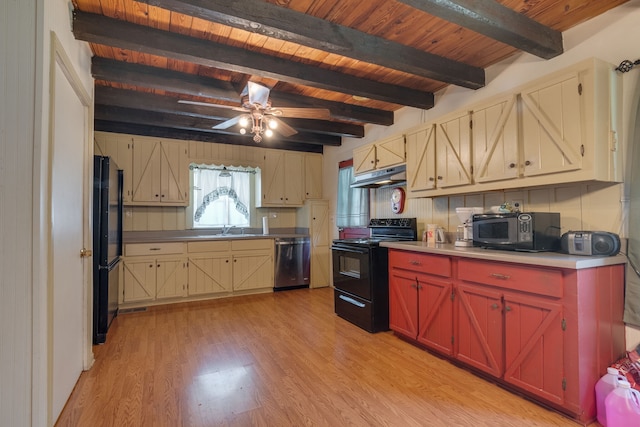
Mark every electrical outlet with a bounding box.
[512,200,524,212]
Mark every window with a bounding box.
[190,164,258,229]
[336,160,369,228]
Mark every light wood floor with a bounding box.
[56,288,595,426]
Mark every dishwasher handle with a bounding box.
[275,238,309,246]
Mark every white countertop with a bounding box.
[380,241,627,270]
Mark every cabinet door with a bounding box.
[473,95,519,183]
[389,272,419,338]
[353,144,377,174]
[122,258,156,303]
[132,139,162,203]
[155,258,187,299]
[232,252,273,291]
[304,153,323,199]
[284,152,303,205]
[503,292,565,406]
[262,151,285,205]
[520,73,582,177]
[406,125,436,193]
[310,246,330,288]
[435,111,472,188]
[455,283,503,377]
[376,135,406,168]
[416,275,453,355]
[159,141,188,204]
[95,133,133,202]
[188,254,232,295]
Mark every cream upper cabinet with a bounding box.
[131,138,189,206]
[405,111,471,197]
[435,110,472,188]
[472,95,520,183]
[406,124,436,193]
[94,132,133,202]
[353,134,406,174]
[304,153,323,199]
[260,150,304,207]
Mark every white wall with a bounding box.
[322,0,640,349]
[0,0,93,425]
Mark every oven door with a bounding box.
[331,245,371,300]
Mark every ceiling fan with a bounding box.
[179,82,330,143]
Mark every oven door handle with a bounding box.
[331,246,369,255]
[339,294,366,308]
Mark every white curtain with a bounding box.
[625,71,640,327]
[336,166,369,227]
[192,165,253,228]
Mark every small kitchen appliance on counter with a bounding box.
[560,231,621,256]
[472,212,561,252]
[455,207,483,247]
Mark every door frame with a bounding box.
[47,31,94,421]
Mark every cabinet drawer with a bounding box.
[231,239,273,251]
[187,240,231,253]
[125,242,185,256]
[389,250,451,278]
[457,258,563,298]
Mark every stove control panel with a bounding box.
[369,218,416,228]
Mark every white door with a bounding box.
[51,57,90,420]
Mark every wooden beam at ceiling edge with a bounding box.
[94,104,342,146]
[91,57,389,127]
[94,121,324,154]
[395,0,563,59]
[141,0,485,89]
[72,10,434,109]
[95,86,365,138]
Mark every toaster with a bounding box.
[559,231,621,256]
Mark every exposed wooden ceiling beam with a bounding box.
[396,0,563,59]
[141,0,485,89]
[94,105,343,146]
[91,57,391,126]
[95,120,324,153]
[95,86,365,138]
[73,10,435,109]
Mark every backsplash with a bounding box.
[371,181,625,241]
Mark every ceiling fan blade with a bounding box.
[271,117,298,137]
[212,116,243,130]
[246,81,271,107]
[275,107,331,120]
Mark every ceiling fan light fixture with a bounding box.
[239,116,249,128]
[268,118,278,129]
[265,128,274,138]
[239,128,246,135]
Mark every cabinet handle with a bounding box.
[149,264,153,268]
[149,247,161,251]
[410,283,417,289]
[437,176,443,180]
[490,273,510,280]
[505,305,512,312]
[525,160,532,166]
[491,303,499,310]
[428,177,435,182]
[508,163,516,169]
[157,264,160,268]
[225,260,229,263]
[409,260,422,265]
[155,194,159,198]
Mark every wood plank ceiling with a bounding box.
[72,0,629,153]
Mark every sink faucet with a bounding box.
[221,225,235,235]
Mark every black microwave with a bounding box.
[472,212,561,252]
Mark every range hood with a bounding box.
[351,165,407,189]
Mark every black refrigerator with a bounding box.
[93,156,123,344]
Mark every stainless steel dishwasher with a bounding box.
[274,237,311,290]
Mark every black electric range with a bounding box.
[331,218,417,332]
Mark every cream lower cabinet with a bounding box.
[297,200,330,288]
[122,242,188,304]
[187,240,232,296]
[231,239,274,292]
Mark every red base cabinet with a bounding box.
[388,249,626,424]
